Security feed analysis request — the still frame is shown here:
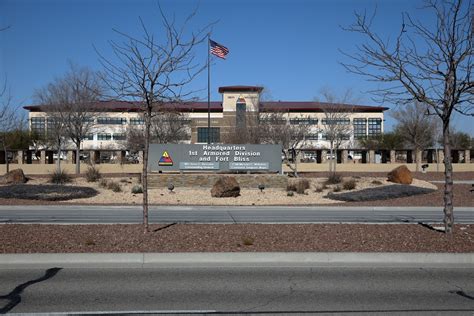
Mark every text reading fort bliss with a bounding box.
[188,145,261,162]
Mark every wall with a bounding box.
[2,162,472,175]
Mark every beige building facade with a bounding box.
[24,85,387,153]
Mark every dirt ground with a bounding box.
[0,223,472,253]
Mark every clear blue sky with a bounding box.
[1,0,472,134]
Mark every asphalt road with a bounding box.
[0,267,473,314]
[0,205,473,224]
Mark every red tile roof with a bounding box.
[23,99,388,113]
[260,101,389,112]
[218,85,264,93]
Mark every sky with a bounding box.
[1,0,472,135]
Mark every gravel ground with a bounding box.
[0,175,448,206]
[0,223,472,253]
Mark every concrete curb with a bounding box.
[0,252,473,268]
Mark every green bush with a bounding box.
[371,180,383,185]
[49,169,72,185]
[287,191,294,197]
[343,179,357,191]
[333,185,342,193]
[131,185,143,194]
[85,166,101,182]
[107,181,122,192]
[325,173,342,185]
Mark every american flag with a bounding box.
[210,39,229,59]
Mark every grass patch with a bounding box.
[85,166,101,182]
[287,178,310,194]
[343,179,357,191]
[107,181,122,192]
[49,170,72,185]
[325,173,342,185]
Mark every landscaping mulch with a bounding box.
[327,184,436,202]
[0,184,98,201]
[0,223,472,253]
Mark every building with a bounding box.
[24,85,388,161]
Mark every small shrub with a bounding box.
[107,181,122,192]
[99,179,108,188]
[287,191,294,197]
[315,186,324,193]
[343,179,357,191]
[85,238,95,246]
[325,173,342,185]
[131,185,143,194]
[241,236,254,246]
[372,180,383,185]
[287,178,310,194]
[296,179,310,194]
[49,170,72,185]
[333,185,342,192]
[120,178,128,183]
[85,166,101,182]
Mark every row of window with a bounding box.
[83,133,127,141]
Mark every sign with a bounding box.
[149,144,282,173]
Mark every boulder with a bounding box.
[0,169,28,185]
[387,165,413,184]
[211,176,240,198]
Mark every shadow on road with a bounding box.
[0,267,62,313]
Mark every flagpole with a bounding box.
[207,34,211,144]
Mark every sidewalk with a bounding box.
[1,252,473,269]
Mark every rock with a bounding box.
[0,169,27,185]
[387,165,413,184]
[211,176,240,198]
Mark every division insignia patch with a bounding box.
[158,151,173,166]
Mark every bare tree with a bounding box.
[392,102,438,171]
[127,110,191,151]
[35,64,103,174]
[98,7,209,232]
[0,92,17,173]
[316,87,357,174]
[221,110,310,176]
[342,0,473,233]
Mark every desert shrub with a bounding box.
[131,185,143,194]
[241,236,254,246]
[85,166,101,182]
[287,191,294,197]
[333,185,342,192]
[372,180,383,185]
[107,181,122,192]
[343,179,357,191]
[314,186,324,193]
[325,173,342,185]
[49,170,72,185]
[120,178,128,183]
[99,179,108,188]
[287,179,310,194]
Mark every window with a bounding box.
[113,133,126,141]
[368,118,382,136]
[130,118,145,125]
[236,99,246,130]
[97,117,127,125]
[322,118,350,125]
[31,117,45,135]
[353,118,367,139]
[83,134,94,141]
[97,133,112,140]
[197,127,220,143]
[305,133,319,140]
[290,118,318,125]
